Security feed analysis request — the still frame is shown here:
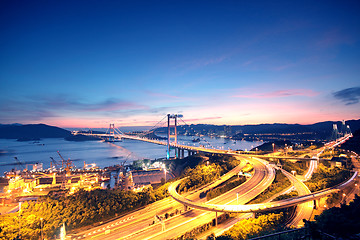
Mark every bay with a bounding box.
[0,136,263,176]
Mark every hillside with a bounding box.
[340,129,360,154]
[154,119,360,141]
[0,124,71,139]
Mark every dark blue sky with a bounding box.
[1,1,359,127]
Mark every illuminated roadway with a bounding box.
[71,133,354,239]
[77,157,357,240]
[71,156,275,240]
[278,167,313,227]
[126,156,275,240]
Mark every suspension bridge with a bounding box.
[70,115,357,239]
[73,114,353,161]
[74,114,231,160]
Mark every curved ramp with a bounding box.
[169,170,357,213]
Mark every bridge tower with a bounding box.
[346,125,352,135]
[331,124,339,141]
[340,120,346,137]
[108,123,115,142]
[167,114,183,159]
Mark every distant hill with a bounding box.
[232,120,360,141]
[0,124,71,139]
[64,134,102,141]
[340,129,360,154]
[1,119,359,142]
[155,119,360,141]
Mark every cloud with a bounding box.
[192,56,227,68]
[272,63,296,71]
[316,29,355,48]
[333,87,360,105]
[33,95,147,112]
[184,116,222,123]
[173,54,229,73]
[0,94,150,123]
[145,91,180,99]
[232,89,319,99]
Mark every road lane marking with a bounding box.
[76,215,135,239]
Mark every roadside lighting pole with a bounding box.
[18,202,22,239]
[237,192,239,204]
[40,217,44,240]
[272,143,275,156]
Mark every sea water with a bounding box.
[0,136,263,176]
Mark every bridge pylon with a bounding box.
[167,114,183,159]
[108,123,115,142]
[331,124,339,141]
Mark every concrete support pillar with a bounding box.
[215,212,218,226]
[314,199,318,209]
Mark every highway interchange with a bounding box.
[70,134,357,240]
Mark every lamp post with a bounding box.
[163,168,167,182]
[272,143,275,156]
[40,217,44,240]
[18,201,22,239]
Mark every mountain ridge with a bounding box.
[0,123,71,139]
[0,119,359,141]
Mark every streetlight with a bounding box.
[40,217,44,240]
[18,202,22,239]
[237,193,239,204]
[272,143,275,156]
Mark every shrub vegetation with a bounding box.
[304,164,351,192]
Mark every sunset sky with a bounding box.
[1,1,359,128]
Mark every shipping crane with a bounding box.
[57,151,74,189]
[50,157,61,170]
[13,157,31,177]
[57,151,74,173]
[14,157,26,171]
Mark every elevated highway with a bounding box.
[130,156,276,240]
[278,167,313,227]
[72,129,354,239]
[168,169,357,213]
[72,155,274,240]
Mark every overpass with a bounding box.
[76,116,355,214]
[168,165,357,213]
[70,117,355,239]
